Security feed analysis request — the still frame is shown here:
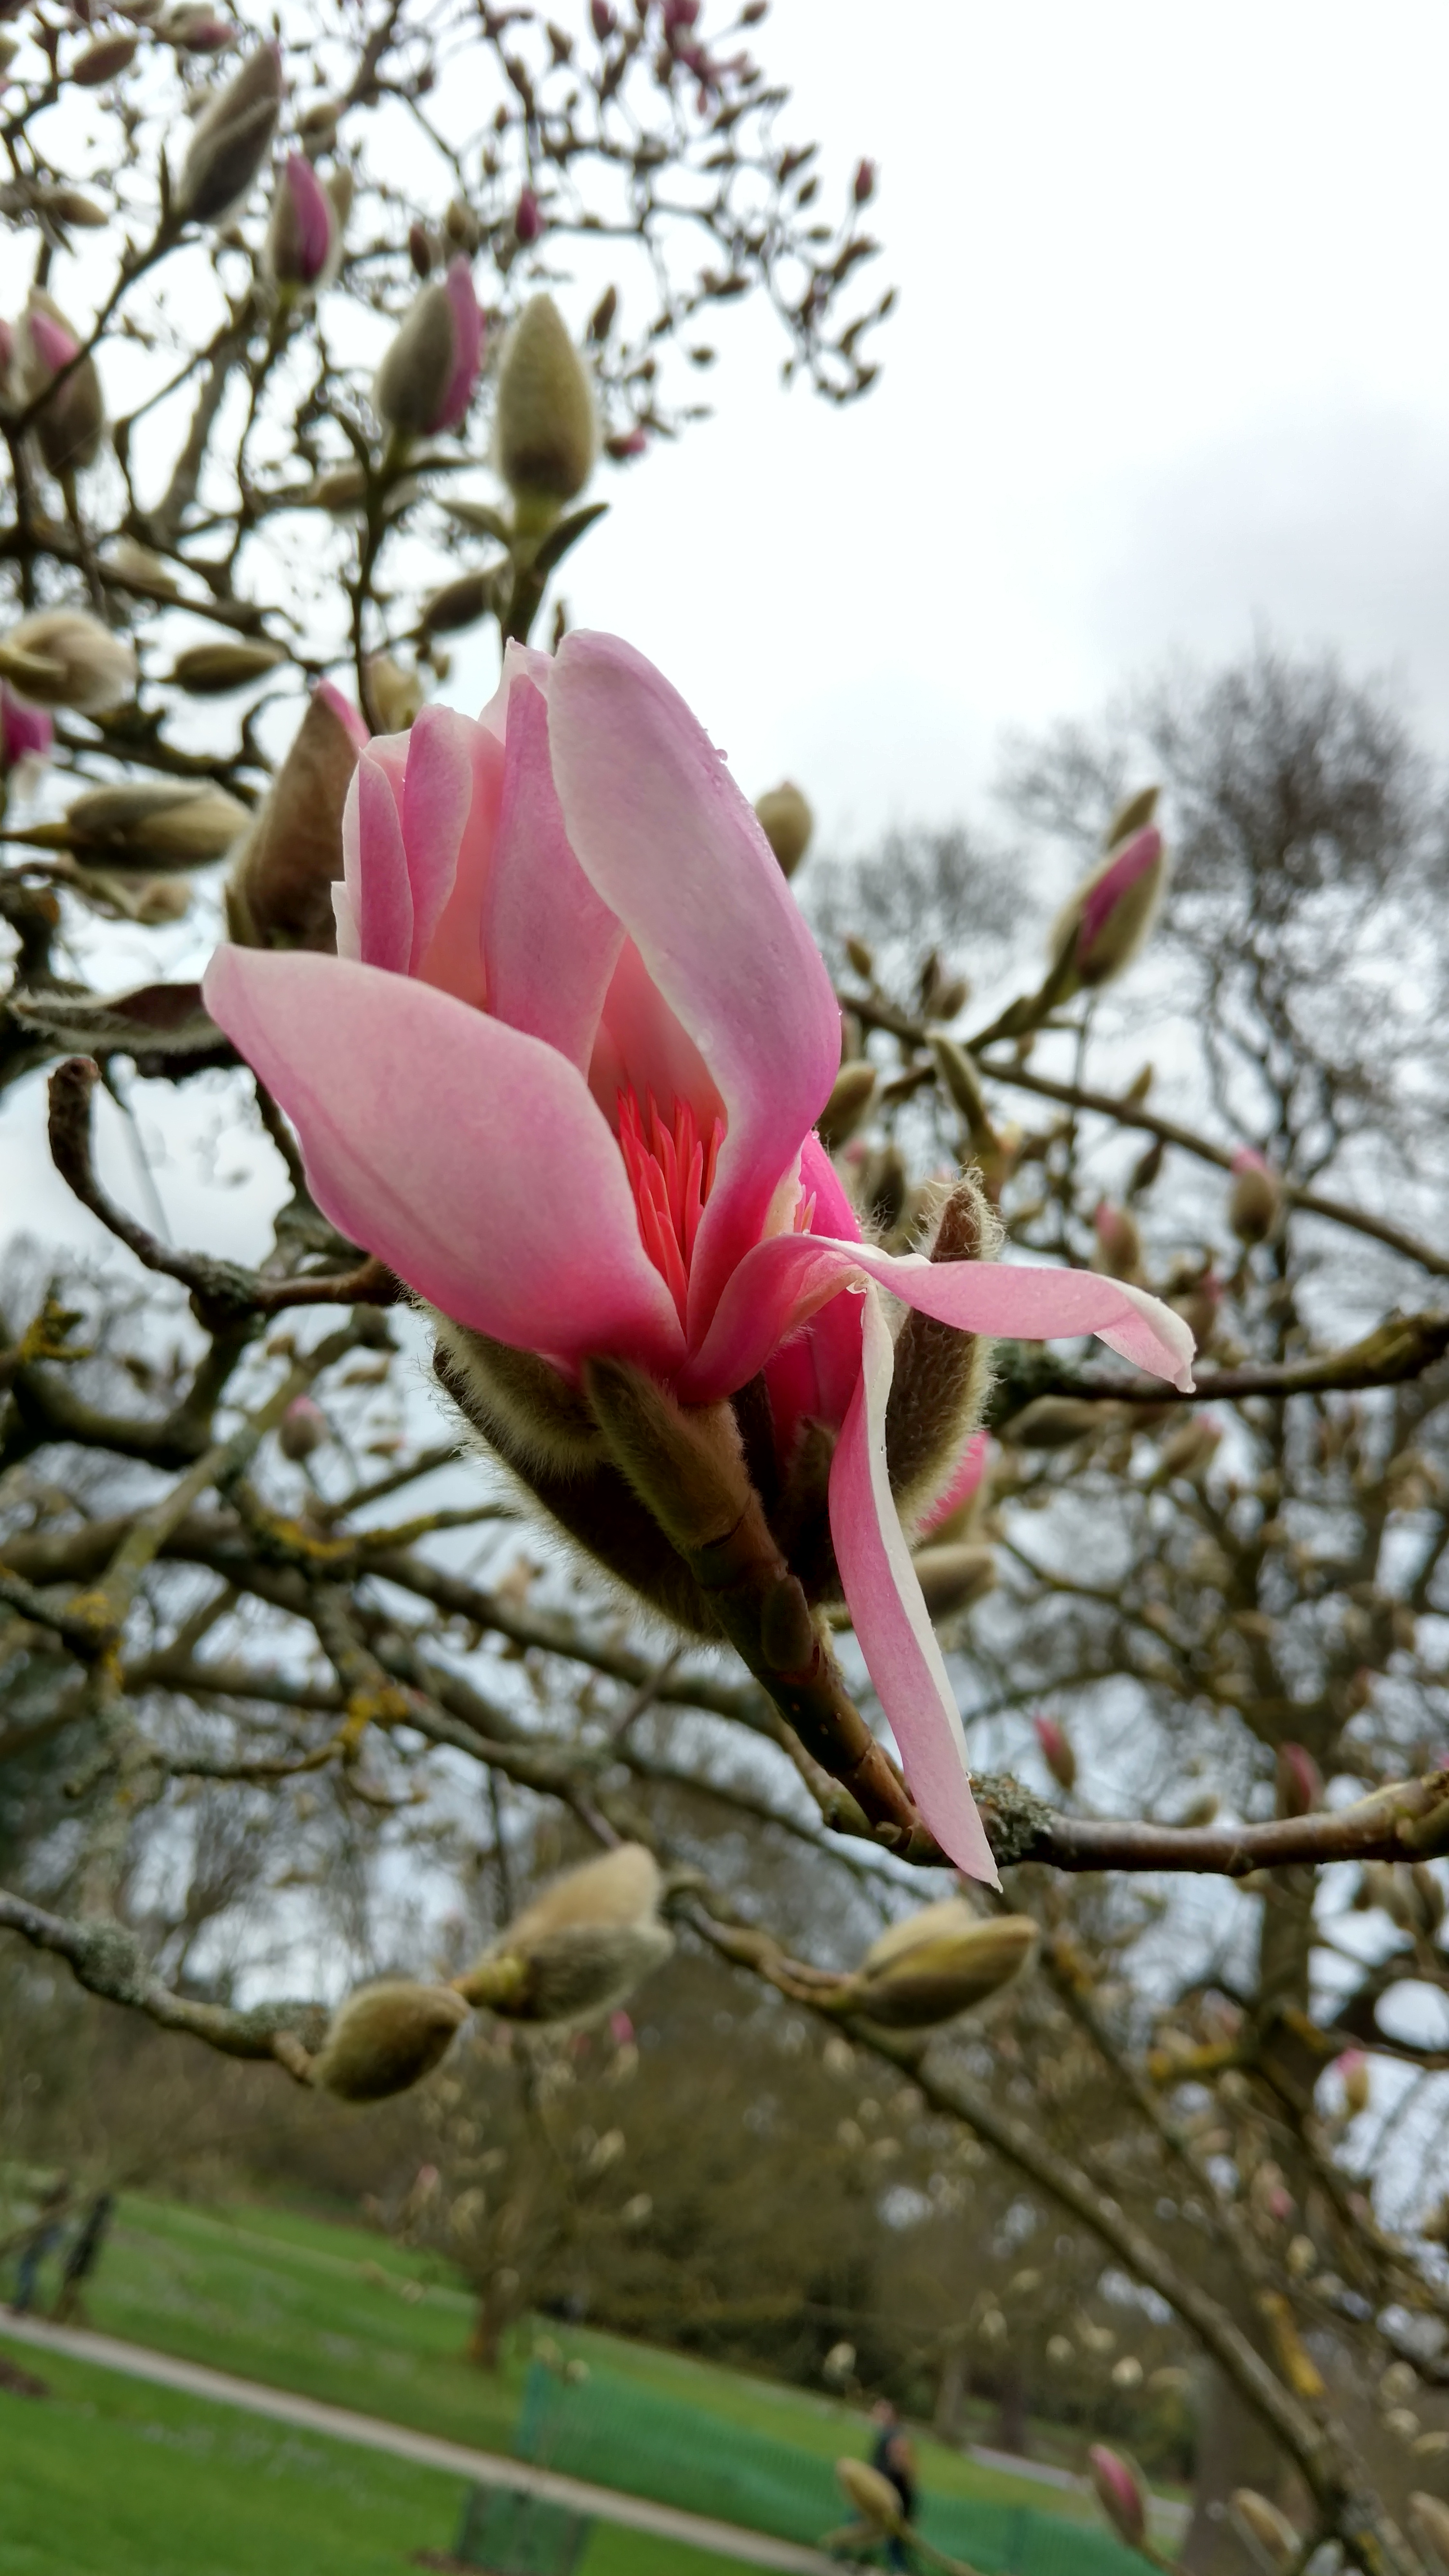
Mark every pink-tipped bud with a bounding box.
[606,427,648,461]
[0,680,54,772]
[609,2009,634,2044]
[1087,2446,1146,2551]
[1229,1148,1281,1245]
[1035,1714,1077,1794]
[590,0,615,32]
[514,185,543,245]
[264,152,339,290]
[852,157,875,205]
[1092,1199,1142,1281]
[1051,812,1167,994]
[1275,1742,1322,1818]
[1336,2049,1370,2117]
[1151,1411,1222,1486]
[21,294,105,476]
[373,255,483,439]
[279,1393,327,1461]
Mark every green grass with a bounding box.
[0,2339,773,2576]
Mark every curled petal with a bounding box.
[483,675,622,1075]
[830,1283,1000,1884]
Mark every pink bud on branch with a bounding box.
[1087,2445,1147,2551]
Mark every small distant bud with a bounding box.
[513,184,543,244]
[373,255,483,439]
[848,1901,1036,2030]
[930,1033,997,1150]
[1257,2291,1326,2401]
[20,294,106,477]
[588,284,618,342]
[453,1843,673,2026]
[176,44,283,224]
[493,294,598,521]
[160,6,237,49]
[421,571,494,636]
[909,1541,995,1622]
[442,198,480,254]
[1382,2360,1418,2408]
[1087,2446,1146,2551]
[0,680,54,774]
[1034,1714,1076,1793]
[1150,1413,1222,1485]
[48,188,109,227]
[605,426,647,461]
[1092,1199,1142,1280]
[312,1979,468,2101]
[366,656,424,732]
[817,1059,876,1152]
[836,2459,904,2535]
[1229,1148,1281,1244]
[1230,2492,1299,2567]
[753,779,813,876]
[0,610,134,712]
[264,153,342,291]
[1336,2048,1370,2116]
[1175,1790,1220,1827]
[822,2340,855,2384]
[1285,2233,1316,2278]
[1050,823,1167,993]
[590,0,615,35]
[1411,2497,1449,2572]
[226,681,367,951]
[1006,1396,1105,1451]
[1275,1741,1322,1818]
[279,1393,328,1460]
[170,638,287,694]
[71,30,140,82]
[408,221,434,277]
[852,158,875,204]
[844,934,874,980]
[58,778,248,872]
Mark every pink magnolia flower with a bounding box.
[265,153,341,291]
[203,634,1194,1880]
[1087,2444,1146,2550]
[0,679,54,773]
[1034,1713,1076,1794]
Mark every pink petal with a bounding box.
[400,705,480,979]
[202,948,686,1375]
[414,719,503,1012]
[830,1283,1000,1884]
[483,675,622,1075]
[27,309,79,375]
[763,1135,865,1461]
[547,633,841,1342]
[1079,824,1161,953]
[682,1234,1196,1405]
[342,738,412,973]
[436,254,483,432]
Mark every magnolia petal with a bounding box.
[682,1231,1196,1405]
[401,706,479,977]
[483,676,622,1076]
[202,947,686,1375]
[830,1283,1000,1885]
[547,632,841,1342]
[344,738,412,972]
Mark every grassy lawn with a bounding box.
[0,2338,776,2576]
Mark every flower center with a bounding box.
[617,1087,724,1326]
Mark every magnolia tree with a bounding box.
[2,3,1449,2568]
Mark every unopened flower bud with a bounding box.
[443,196,481,254]
[1336,2048,1370,2116]
[161,6,236,49]
[1087,2446,1146,2551]
[514,184,542,244]
[366,656,424,731]
[226,681,367,951]
[1006,1396,1105,1451]
[56,778,248,871]
[453,1843,672,2026]
[847,1901,1035,2030]
[1257,2291,1325,2401]
[1034,1714,1076,1793]
[493,294,598,522]
[1092,1199,1142,1280]
[836,2459,903,2535]
[852,157,876,205]
[0,610,134,711]
[71,30,140,82]
[176,44,283,224]
[1230,2492,1299,2567]
[1275,1741,1322,1818]
[1229,1148,1281,1244]
[421,571,494,635]
[0,680,54,773]
[312,1979,468,2101]
[1411,2497,1449,2573]
[373,255,483,439]
[752,779,813,877]
[817,1059,876,1152]
[263,152,342,291]
[279,1392,328,1460]
[1149,1413,1221,1485]
[606,426,648,461]
[170,638,288,693]
[1050,822,1167,993]
[908,1541,995,1621]
[20,294,106,476]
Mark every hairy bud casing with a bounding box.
[176,44,283,223]
[753,780,813,877]
[1088,2446,1147,2549]
[312,1980,468,2100]
[226,682,367,950]
[849,1900,1037,2028]
[493,294,598,520]
[1229,1148,1281,1244]
[454,1843,674,2026]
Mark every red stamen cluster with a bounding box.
[617,1087,724,1323]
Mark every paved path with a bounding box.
[0,2312,839,2574]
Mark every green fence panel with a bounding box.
[454,2481,591,2575]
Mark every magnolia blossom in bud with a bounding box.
[1051,824,1167,993]
[1411,2497,1449,2574]
[1229,1147,1282,1245]
[1034,1713,1077,1793]
[278,1392,328,1460]
[514,184,543,244]
[908,1540,994,1622]
[161,7,237,49]
[1275,1740,1322,1818]
[848,1899,1036,2028]
[176,44,283,223]
[1150,1412,1222,1486]
[0,612,132,714]
[227,682,368,951]
[836,2459,904,2534]
[373,255,483,438]
[493,295,598,521]
[1230,2492,1299,2567]
[312,1979,468,2100]
[453,1843,673,2025]
[1336,2048,1370,2116]
[170,639,288,694]
[366,656,424,732]
[606,426,648,461]
[203,634,1194,1881]
[1092,1199,1142,1281]
[19,294,105,477]
[0,680,53,774]
[817,1059,876,1154]
[852,157,875,204]
[1087,2445,1147,2551]
[1007,1395,1106,1451]
[263,152,343,291]
[54,778,248,871]
[753,780,813,878]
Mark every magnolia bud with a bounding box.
[170,638,288,693]
[1150,1414,1221,1485]
[278,1393,328,1460]
[0,681,54,773]
[1092,1199,1142,1281]
[1275,1742,1322,1818]
[454,1843,673,2026]
[312,1980,468,2101]
[1411,2497,1449,2573]
[1257,2292,1325,2401]
[849,1901,1036,2029]
[1229,1148,1281,1244]
[909,1541,995,1622]
[836,2459,903,2534]
[1336,2048,1370,2116]
[852,157,876,205]
[421,571,494,635]
[1050,822,1167,993]
[514,184,543,244]
[1087,2446,1146,2551]
[176,44,283,223]
[1006,1396,1104,1451]
[817,1059,876,1152]
[373,255,483,438]
[1034,1714,1076,1793]
[263,151,342,291]
[55,778,248,871]
[493,294,598,520]
[366,656,424,731]
[226,681,367,950]
[1230,2491,1299,2567]
[0,610,134,712]
[20,295,105,477]
[753,780,813,877]
[161,7,237,49]
[71,30,140,81]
